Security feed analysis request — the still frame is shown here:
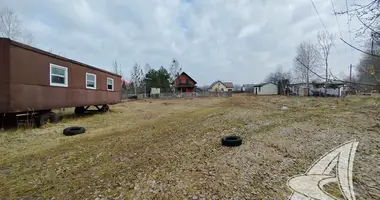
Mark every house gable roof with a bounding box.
[173,72,197,84]
[209,80,234,88]
[222,82,233,88]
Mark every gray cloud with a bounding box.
[2,0,366,85]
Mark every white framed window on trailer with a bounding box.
[86,72,97,89]
[50,63,68,87]
[107,77,114,91]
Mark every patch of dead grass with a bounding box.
[0,95,379,199]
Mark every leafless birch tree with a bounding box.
[293,41,322,95]
[317,31,335,96]
[112,60,123,76]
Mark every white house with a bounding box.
[290,83,316,96]
[253,83,278,95]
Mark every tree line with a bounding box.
[265,0,380,94]
[113,59,183,95]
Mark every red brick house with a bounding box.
[173,72,197,93]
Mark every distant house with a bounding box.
[253,83,278,95]
[172,72,197,93]
[290,82,315,96]
[290,80,347,97]
[312,80,346,97]
[208,80,234,92]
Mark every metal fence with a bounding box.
[122,91,232,100]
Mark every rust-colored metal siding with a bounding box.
[0,38,122,113]
[0,39,10,113]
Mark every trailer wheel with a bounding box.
[63,126,86,136]
[35,112,58,127]
[100,105,109,113]
[74,107,85,115]
[221,136,242,147]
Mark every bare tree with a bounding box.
[293,41,322,95]
[22,31,34,46]
[131,63,144,95]
[169,59,182,93]
[335,1,379,37]
[144,63,151,74]
[266,66,292,84]
[112,60,123,76]
[317,31,335,96]
[169,59,181,79]
[265,65,292,95]
[0,7,34,46]
[0,7,21,39]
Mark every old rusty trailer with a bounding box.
[0,38,121,127]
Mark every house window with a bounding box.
[186,79,189,84]
[178,79,182,84]
[86,73,96,89]
[107,78,114,91]
[50,63,68,87]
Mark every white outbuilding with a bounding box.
[253,83,278,95]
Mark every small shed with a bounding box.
[253,83,278,95]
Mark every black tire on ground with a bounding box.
[221,136,242,147]
[100,105,109,113]
[63,126,86,136]
[74,107,85,115]
[35,112,58,127]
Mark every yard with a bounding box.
[0,95,379,199]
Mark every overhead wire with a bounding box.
[296,56,380,87]
[310,0,329,33]
[295,57,330,80]
[330,0,344,39]
[345,0,353,55]
[340,38,380,57]
[310,0,340,55]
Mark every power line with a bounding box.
[297,56,380,87]
[340,38,380,57]
[330,0,344,39]
[310,0,340,55]
[295,57,327,80]
[345,0,353,55]
[310,0,329,33]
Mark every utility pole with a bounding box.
[325,58,328,96]
[349,64,353,94]
[349,64,353,83]
[306,69,310,96]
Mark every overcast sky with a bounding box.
[2,0,370,86]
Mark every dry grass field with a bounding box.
[0,95,379,199]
